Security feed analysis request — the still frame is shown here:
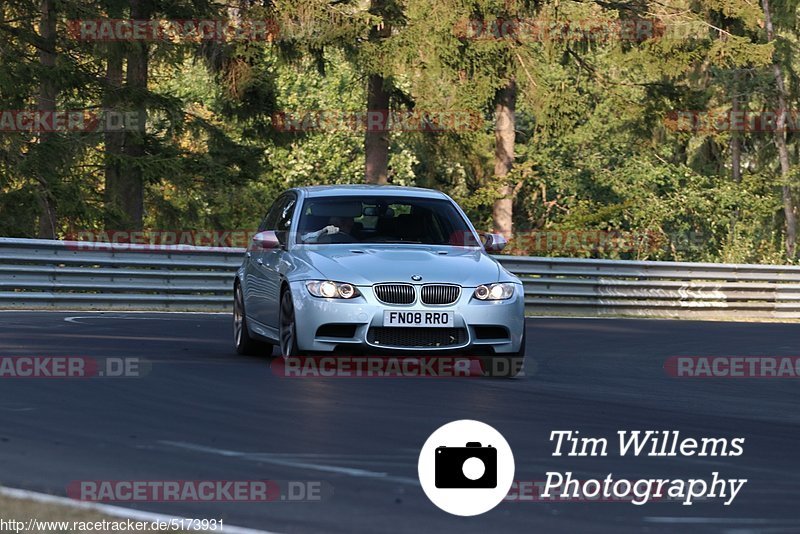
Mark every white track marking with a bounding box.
[160,441,419,486]
[0,310,225,315]
[64,314,225,324]
[0,486,277,534]
[524,316,623,319]
[644,517,798,525]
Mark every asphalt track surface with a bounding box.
[0,311,798,533]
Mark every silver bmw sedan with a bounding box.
[233,185,526,376]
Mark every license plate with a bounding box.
[383,310,454,327]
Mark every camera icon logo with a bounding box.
[418,420,515,516]
[435,442,497,488]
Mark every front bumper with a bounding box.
[289,281,525,353]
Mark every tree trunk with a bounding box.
[36,0,57,238]
[118,0,152,230]
[492,78,517,239]
[730,77,742,183]
[763,0,796,259]
[728,74,744,241]
[103,2,125,229]
[365,74,390,184]
[364,0,391,185]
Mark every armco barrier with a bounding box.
[1,237,800,318]
[0,238,241,311]
[503,256,800,319]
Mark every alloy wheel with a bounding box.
[233,285,244,348]
[279,291,297,357]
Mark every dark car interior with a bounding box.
[298,197,473,245]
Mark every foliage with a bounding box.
[1,0,800,264]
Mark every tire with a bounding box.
[482,331,526,378]
[234,283,271,356]
[279,289,302,357]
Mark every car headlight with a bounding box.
[473,283,515,301]
[306,280,361,299]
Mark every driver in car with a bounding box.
[301,216,355,243]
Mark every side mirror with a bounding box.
[251,230,281,250]
[482,232,507,252]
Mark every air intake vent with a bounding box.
[367,327,467,348]
[473,326,509,340]
[374,284,415,304]
[315,324,358,339]
[421,284,461,305]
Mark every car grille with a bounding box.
[374,284,415,304]
[420,284,461,305]
[367,327,467,348]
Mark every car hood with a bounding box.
[290,245,502,287]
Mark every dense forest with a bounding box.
[1,0,800,263]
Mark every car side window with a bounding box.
[258,193,297,246]
[277,197,296,232]
[259,198,283,232]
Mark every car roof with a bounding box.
[297,185,449,200]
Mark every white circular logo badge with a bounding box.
[418,419,515,516]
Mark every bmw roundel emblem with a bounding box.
[411,275,422,281]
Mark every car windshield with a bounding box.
[296,196,476,245]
